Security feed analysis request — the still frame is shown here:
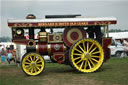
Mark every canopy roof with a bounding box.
[8,17,117,28]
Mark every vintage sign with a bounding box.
[8,21,116,27]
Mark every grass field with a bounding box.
[0,57,128,85]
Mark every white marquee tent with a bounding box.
[109,32,128,39]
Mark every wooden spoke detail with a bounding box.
[21,53,45,76]
[70,38,104,73]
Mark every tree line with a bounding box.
[0,37,11,42]
[109,29,128,32]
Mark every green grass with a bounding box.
[0,57,128,85]
[85,57,128,85]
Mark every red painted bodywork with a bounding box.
[64,28,86,47]
[37,43,66,63]
[102,38,112,62]
[37,43,65,55]
[37,43,48,54]
[53,52,65,64]
[12,39,29,45]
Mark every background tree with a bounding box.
[0,37,11,42]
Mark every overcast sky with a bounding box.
[0,0,128,37]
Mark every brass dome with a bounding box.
[26,14,36,19]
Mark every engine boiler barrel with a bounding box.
[36,43,67,55]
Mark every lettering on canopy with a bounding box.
[9,21,116,27]
[38,21,112,27]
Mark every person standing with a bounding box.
[86,26,103,44]
[7,50,15,64]
[0,48,6,64]
[116,40,122,46]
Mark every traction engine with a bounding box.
[8,14,117,76]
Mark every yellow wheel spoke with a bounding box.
[88,43,94,52]
[89,47,97,54]
[89,59,95,67]
[87,42,89,52]
[91,55,100,58]
[74,48,83,53]
[27,66,32,71]
[78,45,85,53]
[92,51,100,55]
[88,61,92,69]
[35,57,39,62]
[73,57,81,61]
[76,59,82,65]
[73,53,82,56]
[84,60,87,69]
[25,65,30,67]
[30,56,33,61]
[24,62,31,65]
[26,58,31,63]
[33,55,36,61]
[31,68,34,73]
[36,61,42,63]
[36,66,41,70]
[82,40,86,51]
[91,58,99,63]
[34,67,37,73]
[36,64,42,67]
[80,61,84,69]
[25,65,31,68]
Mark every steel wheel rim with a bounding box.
[22,53,44,76]
[71,39,104,73]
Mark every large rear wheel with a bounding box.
[21,52,45,76]
[69,38,104,73]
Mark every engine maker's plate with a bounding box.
[64,28,86,47]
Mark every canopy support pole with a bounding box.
[107,25,109,37]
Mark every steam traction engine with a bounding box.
[8,14,117,76]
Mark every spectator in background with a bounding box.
[123,39,128,46]
[6,45,10,53]
[7,50,15,64]
[123,39,128,52]
[116,40,122,46]
[0,47,2,51]
[0,48,6,64]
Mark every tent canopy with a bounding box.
[109,32,128,39]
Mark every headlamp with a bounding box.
[16,28,24,36]
[16,29,22,35]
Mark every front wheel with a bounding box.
[69,38,104,73]
[120,52,127,58]
[115,51,121,57]
[21,52,45,76]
